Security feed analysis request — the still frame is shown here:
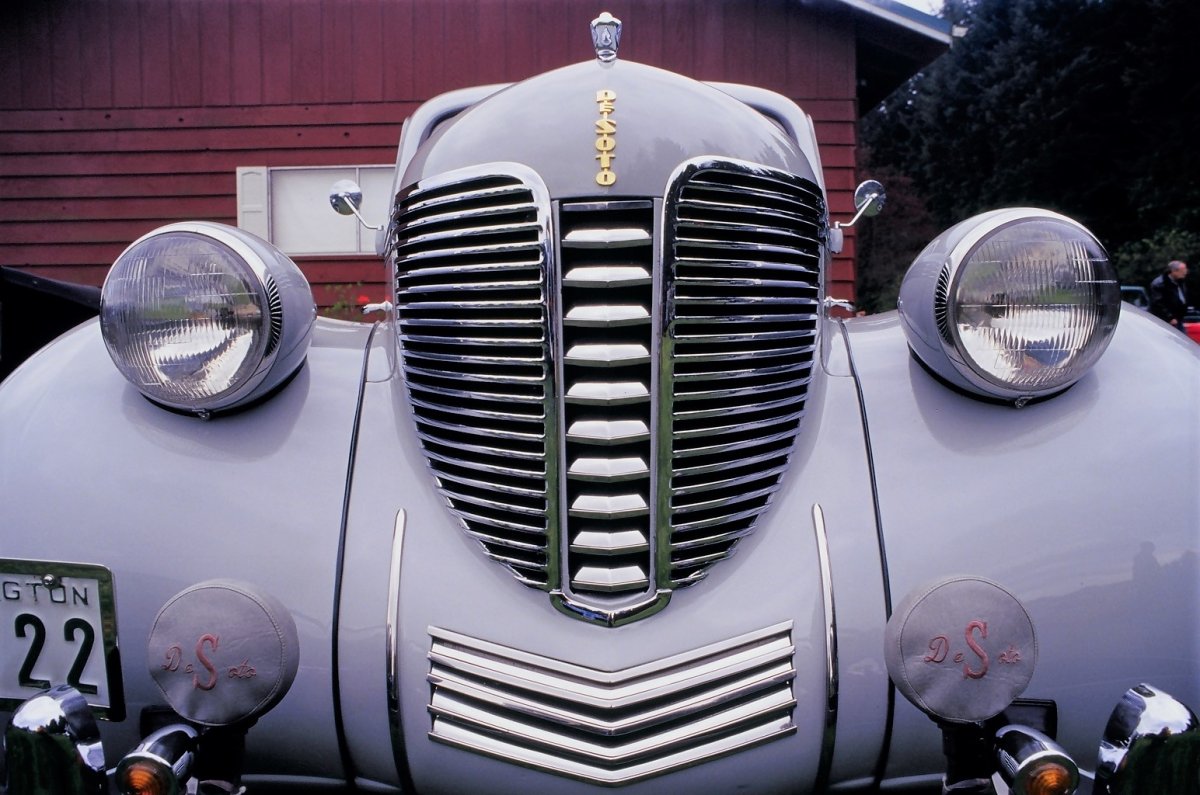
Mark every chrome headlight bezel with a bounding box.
[100,222,315,414]
[898,208,1120,403]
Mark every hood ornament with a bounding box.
[591,12,622,63]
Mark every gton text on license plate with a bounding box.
[0,559,124,720]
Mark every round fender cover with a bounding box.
[884,576,1037,723]
[147,580,300,727]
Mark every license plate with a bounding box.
[0,559,124,720]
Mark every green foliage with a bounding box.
[857,0,1200,310]
[1111,228,1200,291]
[853,162,940,314]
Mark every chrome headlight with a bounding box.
[101,222,315,414]
[898,209,1119,403]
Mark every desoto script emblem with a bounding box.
[595,89,616,186]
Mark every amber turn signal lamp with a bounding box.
[995,724,1079,795]
[118,759,177,795]
[1024,761,1076,795]
[115,724,197,795]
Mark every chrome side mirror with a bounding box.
[836,179,886,230]
[1095,683,1199,794]
[4,684,106,795]
[828,179,886,254]
[329,179,384,231]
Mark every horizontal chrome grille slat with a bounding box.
[409,396,543,424]
[568,456,650,481]
[671,426,800,458]
[672,385,806,411]
[400,220,543,249]
[572,565,649,592]
[414,432,545,461]
[398,183,533,216]
[670,344,814,364]
[439,486,546,517]
[569,493,649,519]
[673,255,819,274]
[669,462,790,497]
[562,228,652,247]
[414,414,545,444]
[427,623,796,784]
[565,381,650,405]
[402,363,547,387]
[563,266,653,287]
[460,526,547,552]
[567,420,650,444]
[671,359,813,382]
[563,304,651,326]
[433,470,547,499]
[395,240,544,263]
[399,278,543,294]
[570,529,650,555]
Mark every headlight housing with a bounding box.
[101,222,315,414]
[898,209,1119,403]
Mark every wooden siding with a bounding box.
[0,0,863,309]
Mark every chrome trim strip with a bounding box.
[430,717,794,787]
[386,509,408,785]
[811,503,839,791]
[431,689,794,762]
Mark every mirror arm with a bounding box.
[834,191,882,230]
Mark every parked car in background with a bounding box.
[1185,306,1200,343]
[2,13,1198,795]
[1120,284,1150,309]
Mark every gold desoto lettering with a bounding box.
[595,89,616,186]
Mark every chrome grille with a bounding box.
[427,623,796,785]
[393,159,825,623]
[393,165,557,587]
[663,159,823,587]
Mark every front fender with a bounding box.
[0,317,374,783]
[846,306,1200,779]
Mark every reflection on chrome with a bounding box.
[1095,683,1199,794]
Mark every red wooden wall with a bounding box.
[0,0,864,312]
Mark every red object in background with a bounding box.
[1184,308,1200,343]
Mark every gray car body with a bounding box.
[1,56,1198,793]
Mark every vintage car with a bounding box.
[2,13,1198,795]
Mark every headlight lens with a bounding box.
[899,209,1120,402]
[101,223,314,413]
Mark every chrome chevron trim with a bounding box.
[427,622,796,784]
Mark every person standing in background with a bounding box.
[1148,260,1189,332]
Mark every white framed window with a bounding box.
[236,165,394,256]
